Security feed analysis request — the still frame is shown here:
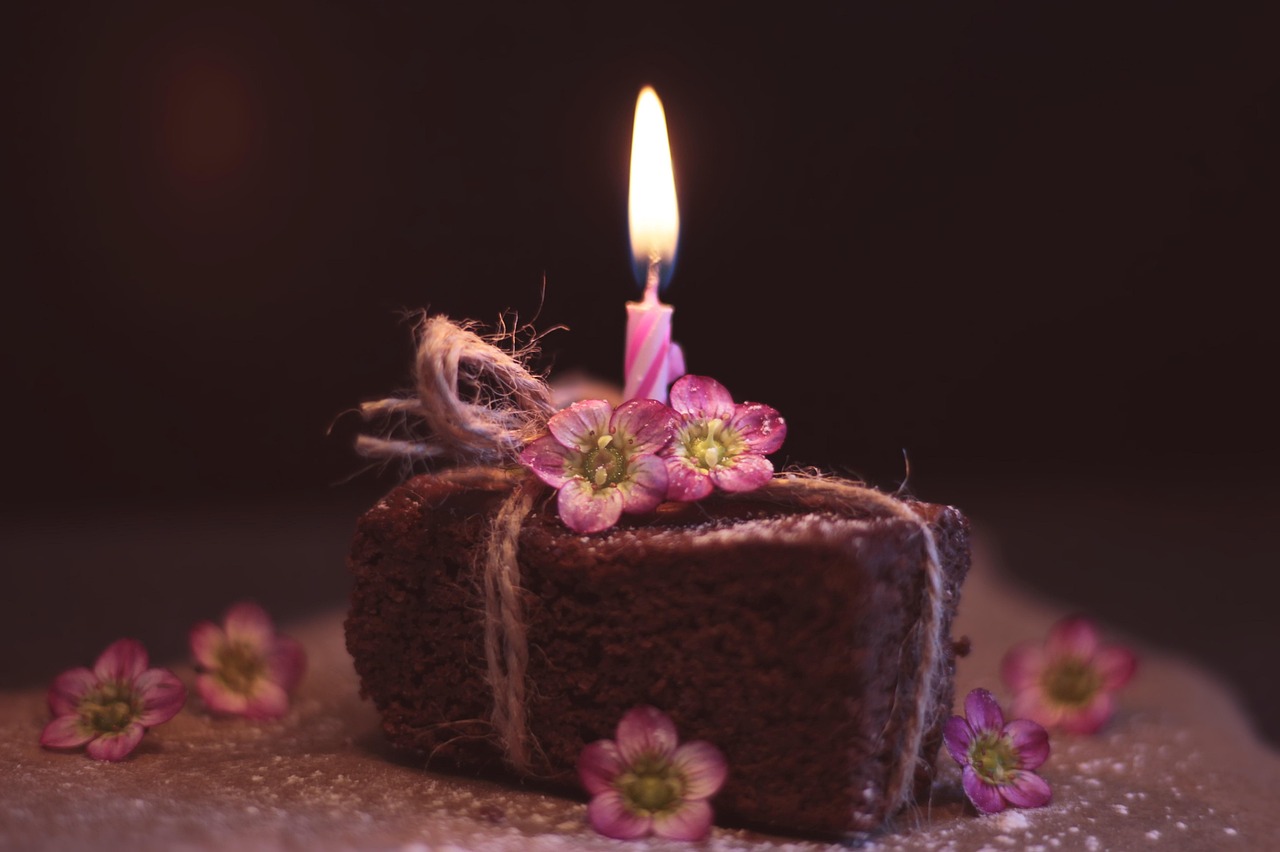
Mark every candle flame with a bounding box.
[628,86,679,297]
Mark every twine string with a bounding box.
[736,477,946,817]
[481,477,540,771]
[357,317,949,813]
[358,316,552,771]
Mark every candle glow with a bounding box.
[628,86,680,296]
[623,86,685,403]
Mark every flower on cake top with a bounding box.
[190,601,306,720]
[520,398,674,534]
[39,638,186,761]
[578,705,728,841]
[1001,616,1138,734]
[944,688,1052,815]
[662,375,786,502]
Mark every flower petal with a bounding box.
[664,457,714,502]
[519,434,580,488]
[134,668,187,727]
[671,740,728,800]
[1010,690,1064,731]
[615,705,679,766]
[224,602,275,652]
[669,375,735,421]
[557,479,624,534]
[1060,692,1115,735]
[577,740,624,796]
[1002,770,1053,809]
[1094,646,1138,691]
[652,799,714,841]
[548,399,613,452]
[587,790,652,839]
[1047,616,1099,660]
[708,452,774,493]
[196,673,249,715]
[93,639,149,684]
[40,715,94,749]
[86,723,145,761]
[618,453,668,515]
[964,688,1005,734]
[962,765,1006,814]
[266,637,307,694]
[189,621,226,670]
[942,715,974,765]
[610,398,675,455]
[729,402,786,455]
[243,681,291,720]
[1000,644,1045,693]
[48,667,97,717]
[1003,719,1050,771]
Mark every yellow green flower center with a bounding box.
[81,683,139,733]
[1042,657,1102,706]
[583,434,627,491]
[969,732,1019,784]
[216,641,266,695]
[682,418,741,471]
[618,755,684,814]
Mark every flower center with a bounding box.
[683,418,739,471]
[969,732,1020,785]
[216,641,266,695]
[618,756,684,814]
[582,435,627,490]
[1042,657,1102,706]
[81,683,139,733]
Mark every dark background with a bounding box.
[4,3,1278,743]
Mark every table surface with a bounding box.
[2,526,1277,852]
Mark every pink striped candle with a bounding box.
[624,275,686,402]
[624,86,684,403]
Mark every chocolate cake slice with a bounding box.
[345,472,970,838]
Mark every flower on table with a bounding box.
[662,374,786,502]
[520,398,674,534]
[577,705,728,841]
[190,601,306,720]
[944,688,1052,815]
[1001,616,1138,734]
[39,638,186,761]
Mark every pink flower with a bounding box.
[190,602,306,720]
[39,638,186,761]
[578,706,728,841]
[1001,616,1138,734]
[520,398,674,534]
[662,374,786,502]
[943,688,1052,815]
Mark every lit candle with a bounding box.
[624,86,685,403]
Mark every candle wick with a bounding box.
[643,252,662,303]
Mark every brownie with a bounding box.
[345,473,971,838]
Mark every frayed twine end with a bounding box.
[357,315,557,469]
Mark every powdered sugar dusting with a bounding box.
[3,595,1277,852]
[625,511,889,556]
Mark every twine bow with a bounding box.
[357,316,555,466]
